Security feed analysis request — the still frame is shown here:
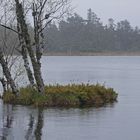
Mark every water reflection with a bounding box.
[0,105,44,140]
[24,108,44,140]
[0,104,14,140]
[0,105,117,140]
[25,114,34,140]
[34,109,44,140]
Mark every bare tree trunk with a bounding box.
[17,23,35,87]
[0,49,18,95]
[14,0,45,94]
[0,77,7,93]
[33,3,43,65]
[21,47,35,87]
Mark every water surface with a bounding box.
[0,56,140,140]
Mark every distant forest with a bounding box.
[44,9,140,54]
[0,8,140,55]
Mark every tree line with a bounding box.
[45,8,140,54]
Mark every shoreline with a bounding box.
[45,52,140,56]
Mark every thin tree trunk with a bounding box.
[22,47,35,87]
[17,23,35,87]
[0,49,18,95]
[33,3,43,65]
[15,0,45,94]
[0,77,7,93]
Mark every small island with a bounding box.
[3,84,118,107]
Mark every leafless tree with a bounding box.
[0,0,71,94]
[0,0,19,94]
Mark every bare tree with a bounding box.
[13,0,71,94]
[0,50,18,94]
[0,0,19,94]
[0,0,71,94]
[14,0,45,94]
[0,0,36,92]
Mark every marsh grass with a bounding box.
[3,84,118,107]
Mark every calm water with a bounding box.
[1,56,140,140]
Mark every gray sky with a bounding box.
[72,0,140,27]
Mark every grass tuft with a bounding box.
[3,84,118,107]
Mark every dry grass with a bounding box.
[3,84,118,107]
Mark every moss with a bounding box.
[3,84,118,107]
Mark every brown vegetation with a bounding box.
[3,84,118,107]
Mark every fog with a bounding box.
[72,0,140,27]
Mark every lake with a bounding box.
[0,56,140,140]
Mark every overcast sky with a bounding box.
[72,0,139,27]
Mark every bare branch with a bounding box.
[0,24,18,34]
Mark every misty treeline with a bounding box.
[0,0,70,95]
[45,8,140,53]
